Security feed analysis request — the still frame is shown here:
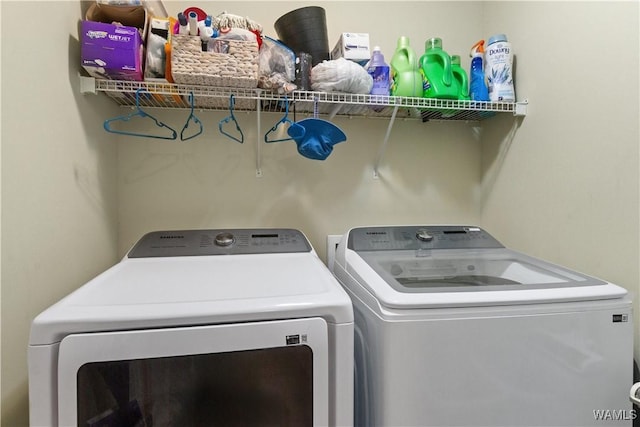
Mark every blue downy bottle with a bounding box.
[485,33,515,102]
[469,40,489,101]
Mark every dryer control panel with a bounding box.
[128,229,312,257]
[348,225,504,251]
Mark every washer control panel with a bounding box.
[128,229,311,258]
[348,225,504,251]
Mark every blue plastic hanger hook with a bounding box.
[180,92,203,141]
[264,96,305,143]
[219,94,244,143]
[104,88,178,140]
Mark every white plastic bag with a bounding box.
[311,58,373,94]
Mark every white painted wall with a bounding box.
[0,1,638,426]
[1,2,119,425]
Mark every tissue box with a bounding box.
[331,32,370,65]
[81,20,144,81]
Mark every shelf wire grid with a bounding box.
[93,79,520,121]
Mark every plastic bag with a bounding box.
[145,32,167,78]
[259,36,295,81]
[311,58,373,94]
[258,36,296,92]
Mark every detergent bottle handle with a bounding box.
[399,47,416,68]
[441,52,452,86]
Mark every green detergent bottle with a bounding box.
[390,36,424,97]
[451,55,470,100]
[419,38,458,99]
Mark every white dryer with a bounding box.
[29,228,353,427]
[333,225,633,427]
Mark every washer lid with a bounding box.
[343,226,627,308]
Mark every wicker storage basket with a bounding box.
[170,35,259,88]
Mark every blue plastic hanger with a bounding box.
[104,88,178,140]
[180,92,203,141]
[264,97,305,143]
[219,95,244,143]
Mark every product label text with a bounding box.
[108,34,131,42]
[488,47,510,56]
[86,30,108,39]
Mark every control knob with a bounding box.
[214,232,235,247]
[416,229,434,242]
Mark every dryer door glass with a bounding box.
[57,318,329,426]
[76,346,312,426]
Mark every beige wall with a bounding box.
[1,1,638,426]
[117,0,486,256]
[1,2,120,425]
[117,110,483,256]
[480,1,640,353]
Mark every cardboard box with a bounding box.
[85,3,148,39]
[81,20,144,81]
[331,33,370,65]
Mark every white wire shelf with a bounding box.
[82,77,527,122]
